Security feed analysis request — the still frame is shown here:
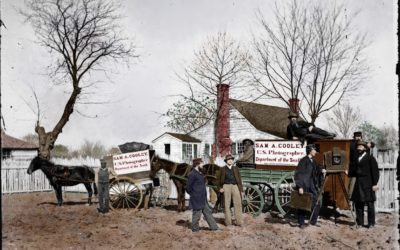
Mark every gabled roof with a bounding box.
[152,132,201,143]
[230,99,291,139]
[1,130,38,150]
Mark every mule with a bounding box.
[150,156,192,212]
[27,156,98,206]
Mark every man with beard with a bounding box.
[294,144,326,228]
[349,131,363,198]
[186,158,220,232]
[286,112,336,146]
[348,141,380,228]
[237,139,255,168]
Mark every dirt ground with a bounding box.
[2,192,399,250]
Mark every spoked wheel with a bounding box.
[109,177,143,210]
[151,170,171,206]
[242,184,264,217]
[257,183,275,213]
[274,171,296,217]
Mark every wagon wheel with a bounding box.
[257,183,274,213]
[242,184,264,217]
[109,177,143,210]
[151,170,171,206]
[274,171,296,217]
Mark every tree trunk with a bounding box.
[35,84,81,159]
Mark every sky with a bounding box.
[1,0,398,150]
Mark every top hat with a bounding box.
[353,131,362,138]
[242,139,254,145]
[192,158,203,167]
[288,112,299,119]
[356,141,368,148]
[224,154,235,162]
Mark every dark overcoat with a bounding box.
[294,156,323,195]
[348,153,379,202]
[186,169,207,210]
[218,165,243,193]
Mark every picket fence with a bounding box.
[2,152,399,212]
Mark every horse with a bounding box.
[150,156,192,212]
[150,156,223,212]
[27,156,98,206]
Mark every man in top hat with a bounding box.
[186,158,220,232]
[218,154,243,227]
[348,131,363,198]
[286,112,336,145]
[294,144,326,228]
[237,139,255,166]
[347,141,379,228]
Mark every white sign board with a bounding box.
[255,140,306,166]
[113,150,151,175]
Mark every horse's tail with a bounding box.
[93,183,98,196]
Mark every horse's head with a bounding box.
[149,155,162,179]
[27,156,43,175]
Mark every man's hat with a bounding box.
[353,131,362,137]
[356,141,368,148]
[224,154,235,162]
[288,111,299,119]
[242,139,254,145]
[192,158,203,167]
[306,144,317,153]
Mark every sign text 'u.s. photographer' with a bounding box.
[113,150,150,175]
[255,140,306,166]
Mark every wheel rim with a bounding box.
[109,177,143,210]
[242,184,264,217]
[274,171,295,217]
[258,183,274,213]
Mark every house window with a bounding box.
[231,142,244,156]
[182,143,198,162]
[204,143,211,157]
[1,149,11,159]
[164,144,171,155]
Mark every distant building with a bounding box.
[1,130,38,160]
[152,84,292,164]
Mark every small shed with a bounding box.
[152,132,201,163]
[1,130,38,160]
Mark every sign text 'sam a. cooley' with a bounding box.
[255,140,306,166]
[112,150,151,175]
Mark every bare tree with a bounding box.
[326,102,362,139]
[21,0,137,159]
[164,32,250,156]
[251,1,368,123]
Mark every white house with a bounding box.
[1,130,38,160]
[152,84,292,164]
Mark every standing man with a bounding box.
[294,144,326,228]
[97,160,110,214]
[218,154,243,227]
[349,131,363,198]
[186,158,219,232]
[348,141,379,228]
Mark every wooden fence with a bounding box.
[375,150,398,212]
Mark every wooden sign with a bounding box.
[112,150,151,175]
[255,140,306,166]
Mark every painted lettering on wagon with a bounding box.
[113,150,151,175]
[255,140,306,166]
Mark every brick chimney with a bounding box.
[289,98,300,113]
[216,84,232,157]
